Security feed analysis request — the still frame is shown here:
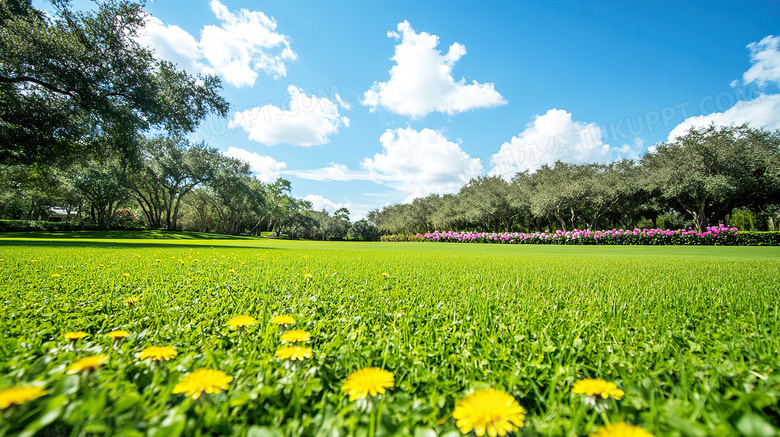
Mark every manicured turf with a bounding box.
[1,232,778,436]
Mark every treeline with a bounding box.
[0,136,380,240]
[370,125,780,235]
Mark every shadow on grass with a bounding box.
[0,239,282,251]
[0,230,281,250]
[0,230,260,240]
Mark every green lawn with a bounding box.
[0,232,778,436]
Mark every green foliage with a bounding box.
[0,236,779,435]
[0,0,228,166]
[347,220,380,241]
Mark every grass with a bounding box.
[0,232,779,436]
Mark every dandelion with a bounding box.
[304,273,313,280]
[572,378,624,409]
[107,330,129,341]
[382,272,389,278]
[280,329,311,343]
[453,388,526,437]
[139,346,178,361]
[572,379,624,400]
[172,368,232,399]
[122,273,130,278]
[30,260,38,263]
[125,297,139,306]
[227,315,257,329]
[275,346,312,361]
[64,331,87,343]
[67,355,108,374]
[51,274,60,278]
[0,386,47,410]
[589,422,654,437]
[270,315,295,327]
[228,269,236,274]
[341,367,394,401]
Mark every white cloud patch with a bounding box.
[489,109,623,179]
[223,147,287,183]
[743,35,780,88]
[668,35,780,142]
[363,21,505,118]
[229,85,350,146]
[290,128,482,203]
[667,94,780,141]
[303,194,346,214]
[138,0,296,87]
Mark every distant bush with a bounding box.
[380,233,425,242]
[0,220,147,232]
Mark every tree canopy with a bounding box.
[0,0,228,166]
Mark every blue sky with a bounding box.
[59,1,780,218]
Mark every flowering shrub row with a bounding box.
[406,225,780,245]
[380,233,425,242]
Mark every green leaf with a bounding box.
[736,413,777,437]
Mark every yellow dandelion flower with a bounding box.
[590,422,654,437]
[572,379,624,400]
[270,315,295,326]
[382,272,389,277]
[172,368,232,399]
[453,388,526,437]
[30,260,39,263]
[280,329,311,343]
[227,315,257,329]
[341,367,394,401]
[125,297,139,306]
[304,273,313,279]
[275,346,312,361]
[139,346,178,361]
[0,386,47,410]
[107,330,129,340]
[67,355,108,374]
[51,274,61,278]
[64,331,87,342]
[228,269,236,274]
[122,273,130,278]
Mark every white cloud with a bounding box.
[223,147,287,183]
[291,128,482,203]
[138,0,296,87]
[303,194,346,213]
[667,94,780,141]
[489,109,621,179]
[668,35,780,142]
[743,35,780,88]
[363,21,505,118]
[229,85,350,146]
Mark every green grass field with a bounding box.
[1,232,779,436]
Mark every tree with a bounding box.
[68,158,128,228]
[127,137,230,230]
[207,162,264,235]
[348,220,380,241]
[459,176,520,232]
[0,0,228,166]
[641,124,779,232]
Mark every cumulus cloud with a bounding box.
[668,35,780,141]
[138,0,296,87]
[363,21,505,118]
[743,35,780,88]
[290,128,482,202]
[303,194,347,213]
[489,109,619,179]
[667,94,780,141]
[223,147,287,183]
[229,85,350,146]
